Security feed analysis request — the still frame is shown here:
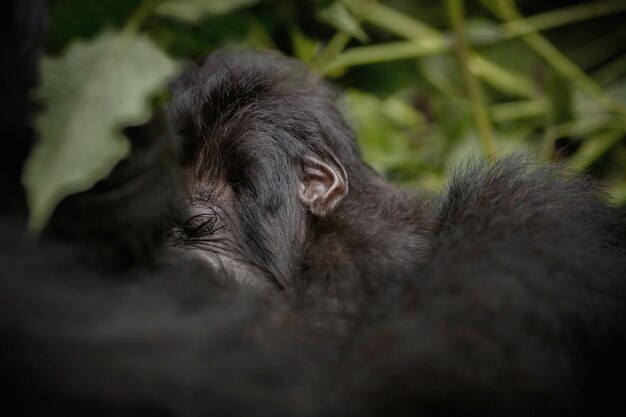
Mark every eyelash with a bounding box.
[183,212,218,238]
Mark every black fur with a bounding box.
[331,159,626,416]
[171,51,434,317]
[2,3,625,416]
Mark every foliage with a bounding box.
[25,0,626,230]
[155,0,261,23]
[24,29,178,232]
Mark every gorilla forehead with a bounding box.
[172,52,318,137]
[170,50,362,176]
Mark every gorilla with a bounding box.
[1,1,625,416]
[168,52,433,316]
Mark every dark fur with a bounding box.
[171,51,433,316]
[2,3,625,416]
[332,159,626,416]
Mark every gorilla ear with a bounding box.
[298,155,348,217]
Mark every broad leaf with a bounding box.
[156,0,260,23]
[23,31,178,232]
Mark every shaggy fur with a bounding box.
[2,2,625,416]
[170,51,434,317]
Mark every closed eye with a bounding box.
[183,212,218,238]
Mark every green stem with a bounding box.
[447,0,496,159]
[553,116,626,138]
[501,0,626,40]
[568,129,624,171]
[593,53,626,85]
[328,0,626,73]
[311,31,352,74]
[489,0,626,117]
[123,0,165,35]
[321,37,449,74]
[342,2,537,99]
[351,1,440,39]
[491,98,550,122]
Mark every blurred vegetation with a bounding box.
[25,0,626,230]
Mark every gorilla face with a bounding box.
[165,52,356,294]
[166,178,271,288]
[166,149,349,292]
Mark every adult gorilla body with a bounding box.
[2,2,626,416]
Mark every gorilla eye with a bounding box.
[183,213,218,238]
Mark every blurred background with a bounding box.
[26,0,626,229]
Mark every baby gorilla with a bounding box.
[166,50,626,415]
[169,51,433,314]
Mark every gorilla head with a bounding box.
[168,51,432,311]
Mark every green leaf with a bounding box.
[318,2,369,43]
[382,96,425,132]
[290,26,320,62]
[156,0,260,23]
[345,89,420,175]
[23,30,179,232]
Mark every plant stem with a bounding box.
[123,0,165,35]
[321,37,449,74]
[354,1,440,39]
[489,0,626,117]
[447,0,496,159]
[568,129,624,171]
[326,0,626,73]
[501,0,626,40]
[311,31,352,74]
